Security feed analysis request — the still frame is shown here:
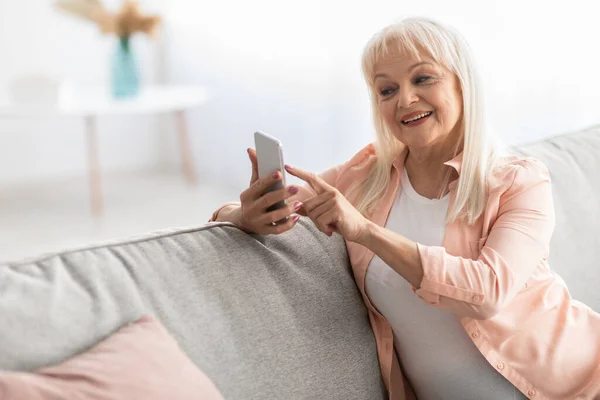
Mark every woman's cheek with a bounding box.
[388,103,398,122]
[434,110,444,126]
[380,105,394,124]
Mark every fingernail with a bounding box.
[272,171,280,179]
[292,215,300,222]
[293,201,302,210]
[289,186,299,194]
[285,164,293,170]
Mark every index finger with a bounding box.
[284,164,330,193]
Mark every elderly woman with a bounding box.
[211,18,600,400]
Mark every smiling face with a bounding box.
[373,46,463,151]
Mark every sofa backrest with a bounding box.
[511,125,600,310]
[2,125,597,399]
[0,220,386,400]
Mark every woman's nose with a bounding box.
[397,87,418,109]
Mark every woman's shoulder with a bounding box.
[348,143,378,165]
[489,154,551,198]
[325,143,379,190]
[337,143,379,173]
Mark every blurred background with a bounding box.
[0,0,599,261]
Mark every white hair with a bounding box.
[357,17,505,224]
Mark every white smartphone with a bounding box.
[254,131,288,216]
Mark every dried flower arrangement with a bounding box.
[54,0,162,97]
[54,0,161,38]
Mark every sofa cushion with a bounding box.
[511,124,600,310]
[0,219,386,400]
[0,315,225,400]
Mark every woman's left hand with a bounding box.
[285,164,370,242]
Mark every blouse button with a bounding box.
[472,295,481,302]
[471,331,480,338]
[528,389,537,396]
[496,363,504,370]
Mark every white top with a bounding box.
[0,85,208,118]
[365,168,526,400]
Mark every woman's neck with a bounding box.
[404,146,458,199]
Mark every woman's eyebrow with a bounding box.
[374,73,390,81]
[408,61,434,72]
[374,61,434,81]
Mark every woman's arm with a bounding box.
[357,224,424,288]
[359,159,555,320]
[210,202,242,223]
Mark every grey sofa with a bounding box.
[1,125,599,399]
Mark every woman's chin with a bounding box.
[392,128,447,149]
[395,135,435,149]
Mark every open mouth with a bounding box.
[402,111,433,126]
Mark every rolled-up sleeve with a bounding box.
[414,158,555,320]
[208,202,241,222]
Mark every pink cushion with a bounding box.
[0,315,225,400]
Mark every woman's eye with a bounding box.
[379,88,395,96]
[414,76,432,84]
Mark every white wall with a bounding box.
[164,0,600,193]
[1,0,599,189]
[0,0,169,185]
[163,0,357,191]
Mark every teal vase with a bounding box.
[111,36,139,98]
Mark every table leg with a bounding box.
[175,110,198,185]
[85,116,103,217]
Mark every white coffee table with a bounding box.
[0,85,208,216]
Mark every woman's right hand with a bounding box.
[234,148,303,234]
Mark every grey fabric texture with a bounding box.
[510,125,600,310]
[0,219,386,400]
